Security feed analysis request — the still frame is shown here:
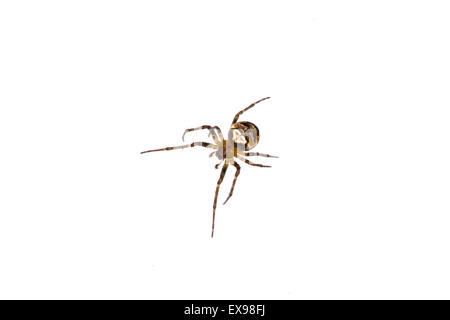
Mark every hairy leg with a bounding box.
[212,163,228,237]
[236,155,271,168]
[223,162,241,205]
[231,97,270,124]
[141,142,216,154]
[182,125,224,144]
[242,151,279,158]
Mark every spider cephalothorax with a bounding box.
[141,97,278,237]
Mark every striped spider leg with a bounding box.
[140,141,217,154]
[182,125,224,144]
[141,97,278,238]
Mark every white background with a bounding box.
[1,1,449,299]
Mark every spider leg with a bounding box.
[140,142,216,154]
[212,162,228,237]
[236,155,271,168]
[182,125,224,144]
[223,162,241,205]
[231,97,270,124]
[207,127,224,141]
[242,151,279,158]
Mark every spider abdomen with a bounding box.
[228,121,260,151]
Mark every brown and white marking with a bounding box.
[141,97,278,237]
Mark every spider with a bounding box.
[141,97,278,237]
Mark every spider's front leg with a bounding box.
[231,97,270,124]
[182,125,224,144]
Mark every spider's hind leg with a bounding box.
[236,155,271,168]
[212,162,228,238]
[223,162,241,205]
[243,152,279,158]
[140,142,216,154]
